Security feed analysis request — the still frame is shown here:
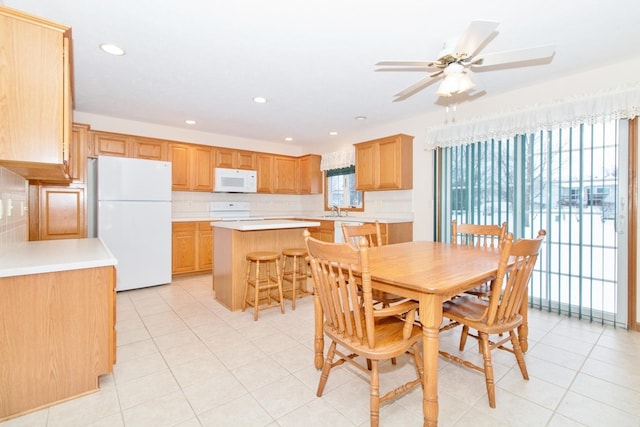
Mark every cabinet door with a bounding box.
[256,153,273,193]
[172,222,196,274]
[192,145,214,191]
[92,131,130,157]
[273,156,298,194]
[377,139,401,189]
[355,143,377,190]
[169,143,191,190]
[298,154,322,194]
[236,151,256,170]
[196,222,213,271]
[69,123,89,183]
[214,148,235,168]
[133,137,167,160]
[39,186,86,240]
[0,10,70,166]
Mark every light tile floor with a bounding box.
[3,274,640,427]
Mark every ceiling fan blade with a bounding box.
[392,75,441,102]
[453,21,499,57]
[471,45,556,68]
[375,60,438,67]
[376,67,436,72]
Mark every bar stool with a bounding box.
[242,251,285,321]
[281,247,312,310]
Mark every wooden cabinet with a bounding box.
[215,148,256,170]
[35,186,86,240]
[172,221,213,275]
[256,153,274,193]
[91,131,130,157]
[169,143,213,191]
[258,153,321,194]
[355,134,413,191]
[273,156,298,194]
[91,131,168,161]
[69,123,89,183]
[302,219,334,242]
[0,263,116,420]
[0,6,73,182]
[298,154,322,194]
[132,137,168,160]
[376,221,413,245]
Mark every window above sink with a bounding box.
[323,166,364,213]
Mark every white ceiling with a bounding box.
[5,0,640,150]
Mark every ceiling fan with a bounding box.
[376,21,555,102]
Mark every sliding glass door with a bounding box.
[436,119,628,327]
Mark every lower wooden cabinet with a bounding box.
[172,221,213,275]
[0,264,116,420]
[302,219,412,244]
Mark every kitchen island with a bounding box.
[0,238,117,421]
[212,219,320,311]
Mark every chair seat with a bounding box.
[282,247,307,257]
[324,316,422,360]
[443,295,523,334]
[246,251,280,261]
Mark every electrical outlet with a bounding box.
[188,200,192,208]
[6,199,12,217]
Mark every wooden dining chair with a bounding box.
[439,230,546,408]
[304,230,423,427]
[341,221,407,307]
[451,219,508,298]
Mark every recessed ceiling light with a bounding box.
[253,97,268,104]
[354,116,367,121]
[100,43,125,56]
[185,120,196,125]
[329,131,338,136]
[285,137,293,142]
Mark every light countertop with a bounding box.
[173,216,412,224]
[0,238,117,278]
[211,219,321,231]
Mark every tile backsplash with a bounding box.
[0,167,28,250]
[171,189,413,220]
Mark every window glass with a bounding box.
[324,167,364,212]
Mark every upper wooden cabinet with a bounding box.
[91,131,130,157]
[355,134,413,191]
[298,154,322,194]
[273,156,298,194]
[90,130,168,161]
[215,148,256,170]
[69,123,89,183]
[0,6,73,182]
[256,153,274,193]
[132,137,168,160]
[169,143,213,192]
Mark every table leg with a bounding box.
[518,286,529,352]
[313,291,324,369]
[419,293,443,427]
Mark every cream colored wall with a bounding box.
[73,112,306,157]
[0,166,28,251]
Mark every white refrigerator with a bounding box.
[96,156,172,291]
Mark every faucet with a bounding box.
[330,205,337,217]
[336,206,342,217]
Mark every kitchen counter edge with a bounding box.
[0,238,117,278]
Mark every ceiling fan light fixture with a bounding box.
[436,70,475,97]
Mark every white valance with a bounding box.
[425,84,640,150]
[320,148,355,171]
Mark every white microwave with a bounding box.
[214,168,257,193]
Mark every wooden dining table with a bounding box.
[311,240,529,427]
